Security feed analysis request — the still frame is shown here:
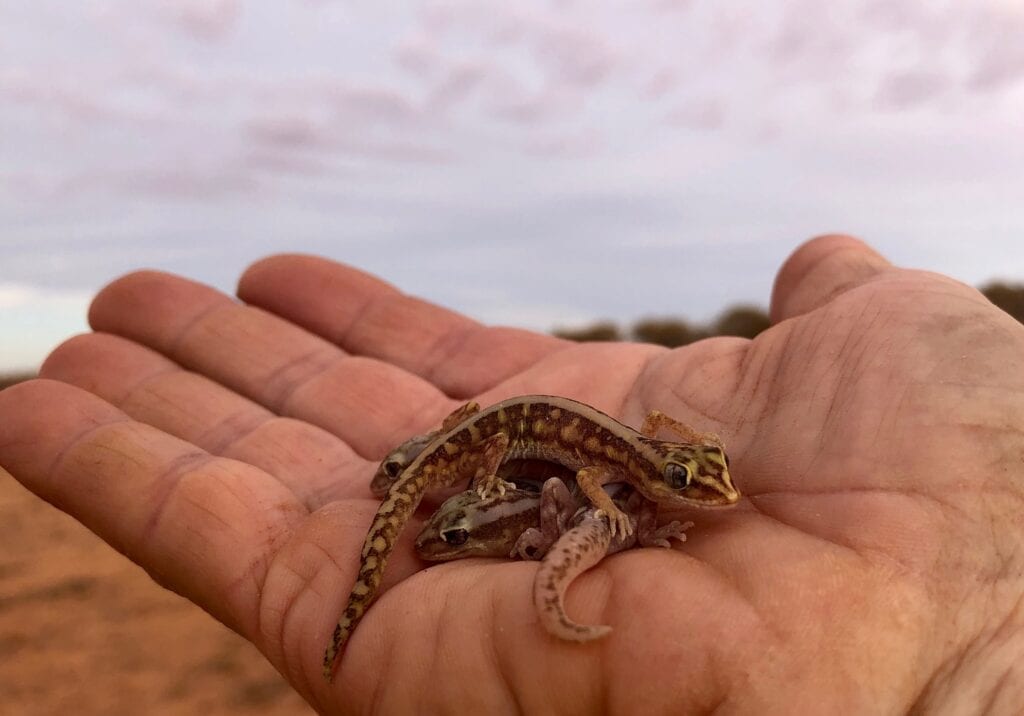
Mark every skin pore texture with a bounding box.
[0,235,1023,714]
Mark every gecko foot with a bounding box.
[640,519,694,549]
[475,475,516,499]
[512,528,549,560]
[594,507,633,539]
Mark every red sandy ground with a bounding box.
[0,469,314,715]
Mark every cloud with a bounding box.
[964,8,1024,91]
[162,0,241,41]
[394,36,443,78]
[640,68,678,99]
[874,69,954,110]
[522,128,602,157]
[667,96,727,130]
[529,24,616,89]
[426,63,488,108]
[0,283,91,311]
[329,85,421,125]
[246,114,330,149]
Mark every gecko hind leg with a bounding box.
[641,410,723,447]
[441,401,480,431]
[513,477,577,560]
[631,492,693,549]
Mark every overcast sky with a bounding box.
[3,0,1023,372]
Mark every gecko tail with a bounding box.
[533,515,615,642]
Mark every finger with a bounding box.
[87,270,450,459]
[770,235,892,324]
[631,335,749,444]
[0,379,306,638]
[237,254,567,397]
[41,333,367,508]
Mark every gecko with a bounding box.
[414,479,690,641]
[324,395,738,680]
[414,477,578,562]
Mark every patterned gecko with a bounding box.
[324,395,738,680]
[414,477,577,561]
[415,479,690,640]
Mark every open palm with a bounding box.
[2,236,1022,714]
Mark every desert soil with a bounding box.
[0,467,314,715]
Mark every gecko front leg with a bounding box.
[576,466,632,538]
[472,431,515,498]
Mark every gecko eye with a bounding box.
[663,462,692,489]
[383,460,403,478]
[442,528,470,546]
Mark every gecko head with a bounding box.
[369,433,435,497]
[414,492,476,560]
[648,443,740,507]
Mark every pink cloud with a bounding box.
[0,68,114,123]
[245,109,451,165]
[965,11,1024,91]
[875,69,954,110]
[246,114,329,149]
[667,96,727,131]
[531,25,616,89]
[2,162,257,202]
[125,163,256,198]
[427,63,488,108]
[488,88,572,124]
[523,128,603,158]
[394,37,442,78]
[164,0,241,42]
[640,68,679,100]
[242,150,332,177]
[329,85,420,124]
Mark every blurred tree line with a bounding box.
[1,283,1022,387]
[554,306,771,345]
[555,281,1024,346]
[982,282,1024,324]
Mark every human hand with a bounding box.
[1,236,1021,714]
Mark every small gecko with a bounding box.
[324,395,737,679]
[415,477,577,561]
[414,479,689,641]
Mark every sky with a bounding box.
[2,0,1024,372]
